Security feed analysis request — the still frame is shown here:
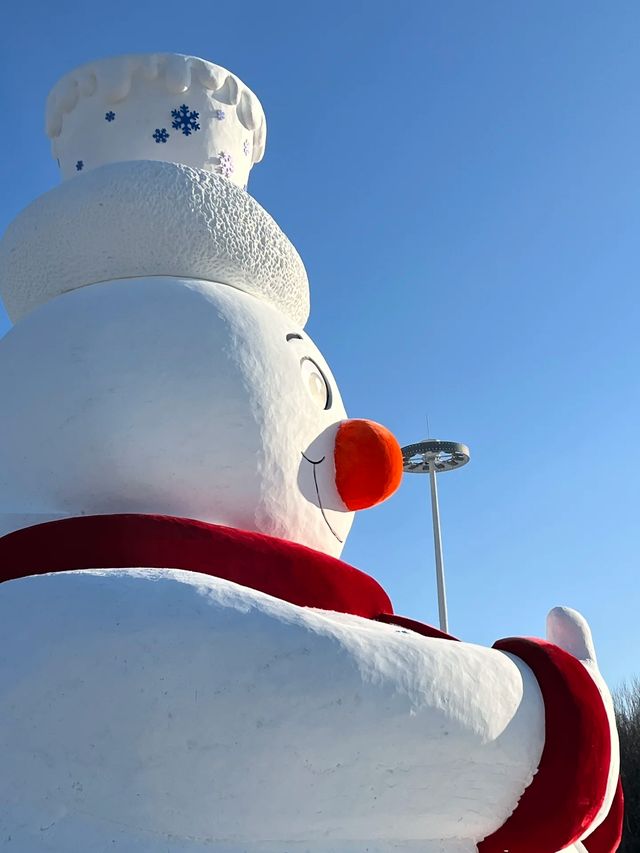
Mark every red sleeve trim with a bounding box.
[583,777,624,853]
[478,637,612,853]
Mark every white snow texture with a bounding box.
[0,161,310,326]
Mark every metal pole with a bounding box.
[428,459,449,633]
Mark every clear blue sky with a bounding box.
[1,2,639,685]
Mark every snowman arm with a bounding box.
[476,615,614,853]
[376,606,620,852]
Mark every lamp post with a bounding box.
[401,439,470,633]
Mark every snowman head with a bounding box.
[0,277,402,558]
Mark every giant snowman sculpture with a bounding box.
[0,54,624,853]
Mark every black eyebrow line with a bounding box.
[286,333,303,341]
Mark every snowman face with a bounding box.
[0,277,356,556]
[210,276,355,554]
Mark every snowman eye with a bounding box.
[300,357,332,410]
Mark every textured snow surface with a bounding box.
[0,568,545,851]
[0,161,309,325]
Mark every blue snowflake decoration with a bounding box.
[153,128,170,144]
[76,160,84,171]
[243,139,250,157]
[105,111,116,122]
[217,151,234,178]
[214,109,225,120]
[171,104,200,136]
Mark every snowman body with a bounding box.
[0,53,622,853]
[0,567,545,852]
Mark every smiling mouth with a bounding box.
[301,452,343,544]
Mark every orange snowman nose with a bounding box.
[334,419,404,511]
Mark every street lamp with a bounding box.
[401,439,470,633]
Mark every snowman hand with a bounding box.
[546,606,598,667]
[545,605,613,724]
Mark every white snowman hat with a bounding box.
[0,54,310,326]
[46,53,266,190]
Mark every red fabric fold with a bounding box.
[582,777,624,853]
